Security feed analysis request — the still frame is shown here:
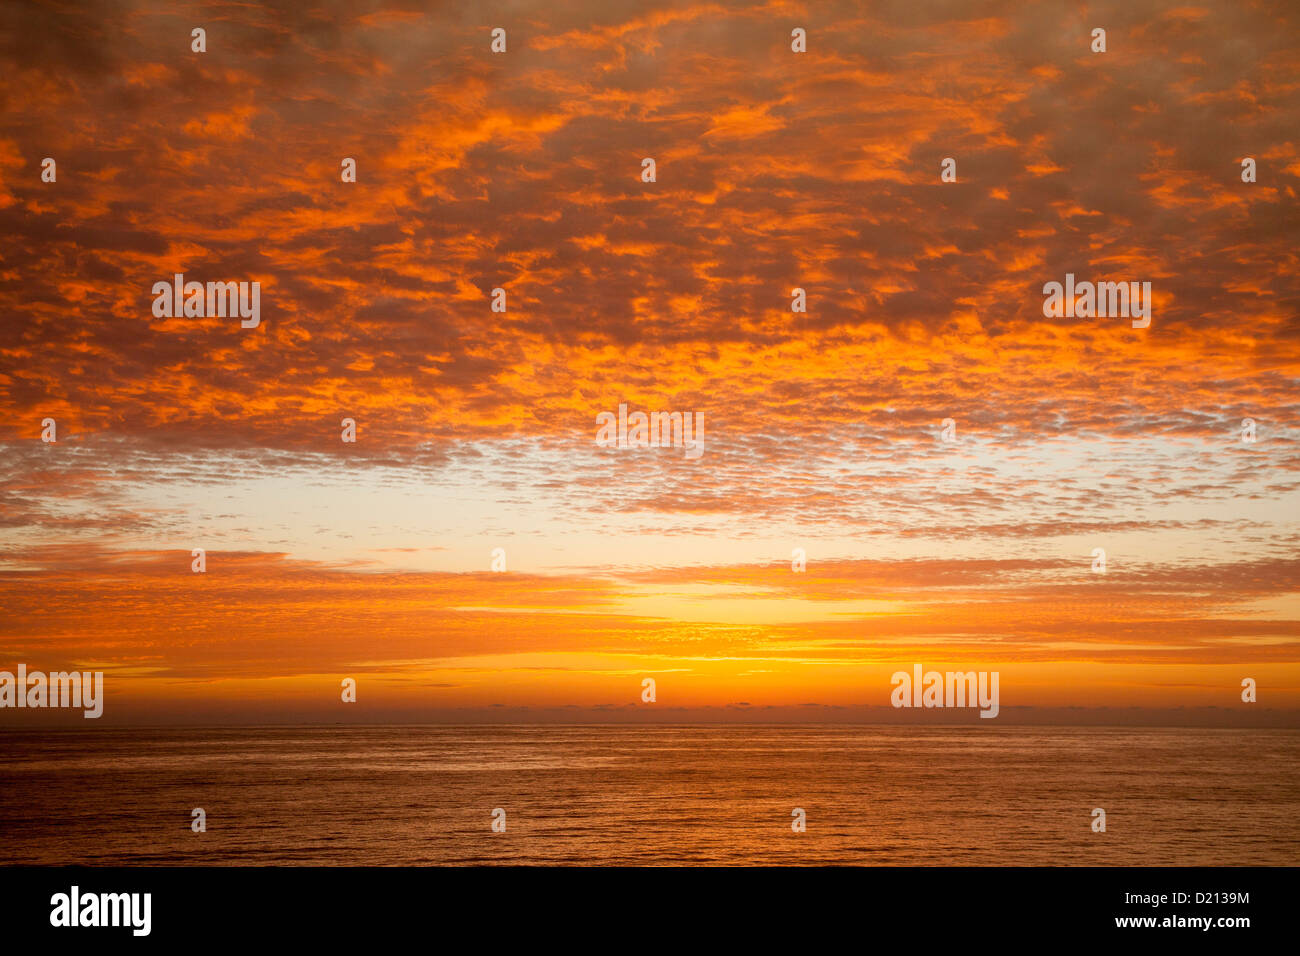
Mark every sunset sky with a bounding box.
[1,0,1297,724]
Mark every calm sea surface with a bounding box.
[1,725,1296,865]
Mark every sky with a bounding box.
[0,0,1297,725]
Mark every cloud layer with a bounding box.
[0,0,1296,721]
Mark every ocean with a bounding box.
[1,724,1296,865]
